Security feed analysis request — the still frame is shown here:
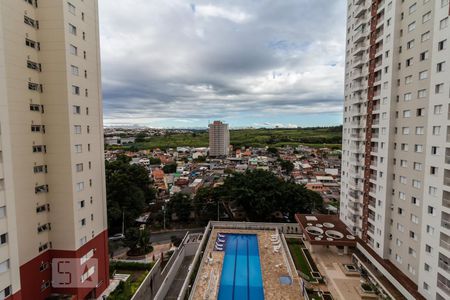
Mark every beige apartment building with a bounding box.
[0,0,108,299]
[341,0,450,299]
[208,120,230,157]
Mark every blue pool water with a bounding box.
[218,234,264,300]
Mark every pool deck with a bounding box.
[191,228,303,299]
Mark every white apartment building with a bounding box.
[341,0,450,299]
[0,0,108,299]
[208,120,230,157]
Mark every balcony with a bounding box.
[437,273,450,297]
[353,42,367,56]
[439,253,450,274]
[445,170,450,186]
[443,192,450,209]
[441,233,450,252]
[353,55,366,68]
[354,28,368,43]
[442,212,450,231]
[354,5,367,18]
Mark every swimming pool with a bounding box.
[218,234,264,300]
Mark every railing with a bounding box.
[445,177,450,186]
[440,239,450,252]
[437,280,450,296]
[443,197,450,209]
[442,219,450,231]
[438,260,450,273]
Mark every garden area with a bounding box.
[107,261,154,300]
[286,238,322,283]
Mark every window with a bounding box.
[424,264,430,271]
[413,162,422,171]
[402,127,410,135]
[406,57,413,66]
[76,163,83,172]
[404,93,412,101]
[69,23,77,35]
[79,200,85,208]
[441,17,448,30]
[408,22,416,32]
[425,244,432,253]
[80,236,87,246]
[37,223,51,233]
[417,89,427,98]
[33,165,47,173]
[421,31,430,42]
[417,108,425,116]
[0,260,10,273]
[434,105,443,114]
[407,40,414,49]
[405,75,412,84]
[411,197,419,206]
[30,104,41,112]
[437,61,446,72]
[72,85,80,95]
[435,83,444,94]
[0,233,7,245]
[36,204,49,213]
[68,2,76,15]
[70,44,78,55]
[403,110,411,118]
[80,218,86,226]
[432,126,441,135]
[409,3,417,13]
[409,247,417,257]
[429,186,437,196]
[438,39,447,51]
[0,207,6,219]
[395,254,402,264]
[71,65,79,76]
[409,231,417,240]
[408,264,416,275]
[28,82,42,92]
[24,16,37,28]
[420,50,429,61]
[422,11,431,23]
[25,38,39,50]
[412,179,421,189]
[419,70,428,80]
[427,206,435,215]
[76,182,84,192]
[426,225,434,235]
[430,166,438,175]
[73,105,81,114]
[75,144,82,153]
[401,143,409,151]
[415,144,423,152]
[416,126,424,135]
[400,176,407,184]
[399,191,406,200]
[32,145,46,153]
[431,146,439,155]
[74,125,81,134]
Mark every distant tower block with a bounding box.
[208,121,230,157]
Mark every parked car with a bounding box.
[108,233,125,241]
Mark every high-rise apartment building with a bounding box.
[341,0,450,299]
[0,0,108,299]
[209,121,230,157]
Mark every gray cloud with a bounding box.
[99,0,346,127]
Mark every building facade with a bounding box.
[341,0,450,299]
[0,0,108,299]
[208,121,230,157]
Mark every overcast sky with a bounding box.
[99,0,346,128]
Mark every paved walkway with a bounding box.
[165,255,195,299]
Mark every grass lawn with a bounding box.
[286,240,313,280]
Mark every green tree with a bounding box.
[168,193,192,223]
[267,147,278,155]
[279,159,294,174]
[162,163,177,173]
[135,132,147,143]
[106,158,156,233]
[148,157,161,165]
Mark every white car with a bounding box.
[108,233,125,241]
